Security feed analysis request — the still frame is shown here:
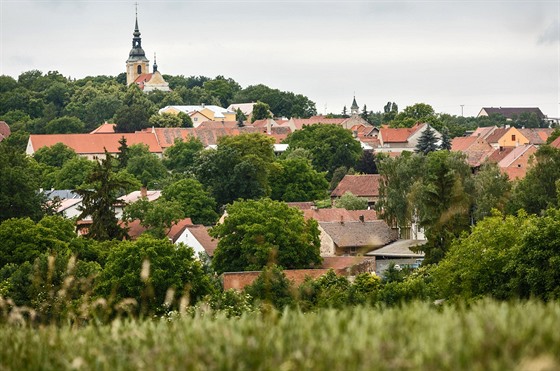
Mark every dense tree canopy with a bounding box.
[210,199,322,274]
[285,124,362,179]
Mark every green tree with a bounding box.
[382,101,398,123]
[202,76,241,107]
[236,108,246,127]
[95,236,211,313]
[415,125,439,155]
[285,124,362,179]
[76,152,134,241]
[507,145,560,214]
[412,151,473,263]
[114,85,155,133]
[333,192,368,210]
[210,199,322,274]
[251,101,272,123]
[54,156,95,189]
[148,112,182,128]
[439,127,452,150]
[117,136,129,170]
[244,264,295,310]
[269,157,328,202]
[546,128,560,144]
[0,215,75,267]
[123,198,185,239]
[162,178,218,225]
[195,134,276,206]
[355,151,378,174]
[0,144,45,222]
[375,152,425,230]
[44,116,85,134]
[177,112,193,128]
[33,142,77,168]
[163,137,204,173]
[472,163,511,222]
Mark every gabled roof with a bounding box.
[303,208,377,223]
[149,127,265,148]
[28,133,162,155]
[227,103,256,115]
[159,105,234,119]
[470,126,498,139]
[125,218,194,243]
[486,147,514,163]
[498,144,536,168]
[481,107,545,120]
[451,136,480,151]
[0,121,11,141]
[331,174,381,198]
[518,128,553,145]
[484,127,509,144]
[197,121,244,129]
[550,136,560,148]
[379,127,414,143]
[184,225,219,256]
[56,198,82,213]
[319,220,396,248]
[90,123,116,134]
[118,189,162,204]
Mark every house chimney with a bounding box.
[140,186,148,198]
[359,215,364,223]
[340,215,344,224]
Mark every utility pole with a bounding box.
[460,105,464,117]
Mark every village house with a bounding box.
[451,136,494,167]
[318,220,397,256]
[126,218,217,258]
[159,105,236,127]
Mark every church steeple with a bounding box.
[350,95,359,116]
[126,4,149,86]
[153,53,158,72]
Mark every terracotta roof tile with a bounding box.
[498,144,536,168]
[125,218,194,242]
[550,136,560,148]
[331,174,381,198]
[486,147,514,163]
[29,133,162,154]
[90,123,116,134]
[518,128,553,145]
[186,225,219,256]
[485,128,508,144]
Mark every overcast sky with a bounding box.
[1,0,559,117]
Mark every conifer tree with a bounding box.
[76,151,134,241]
[440,127,452,151]
[415,125,439,155]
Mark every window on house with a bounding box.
[194,117,198,121]
[511,135,516,141]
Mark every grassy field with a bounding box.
[1,300,560,370]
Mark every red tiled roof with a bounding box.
[451,136,479,151]
[0,121,11,139]
[550,136,560,148]
[90,123,116,134]
[498,144,536,168]
[378,124,426,143]
[486,147,514,163]
[485,128,508,144]
[125,218,194,242]
[197,121,243,129]
[470,126,497,139]
[186,225,219,256]
[303,208,377,223]
[518,128,553,145]
[29,133,162,154]
[331,174,381,198]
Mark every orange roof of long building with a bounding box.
[28,132,163,154]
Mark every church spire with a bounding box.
[153,53,158,72]
[126,3,149,86]
[350,95,359,115]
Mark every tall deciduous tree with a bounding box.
[210,199,322,274]
[251,101,271,123]
[123,198,185,239]
[269,157,328,202]
[33,142,77,168]
[0,144,45,222]
[163,137,204,174]
[285,124,362,179]
[162,178,218,225]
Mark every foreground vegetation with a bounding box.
[1,300,559,370]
